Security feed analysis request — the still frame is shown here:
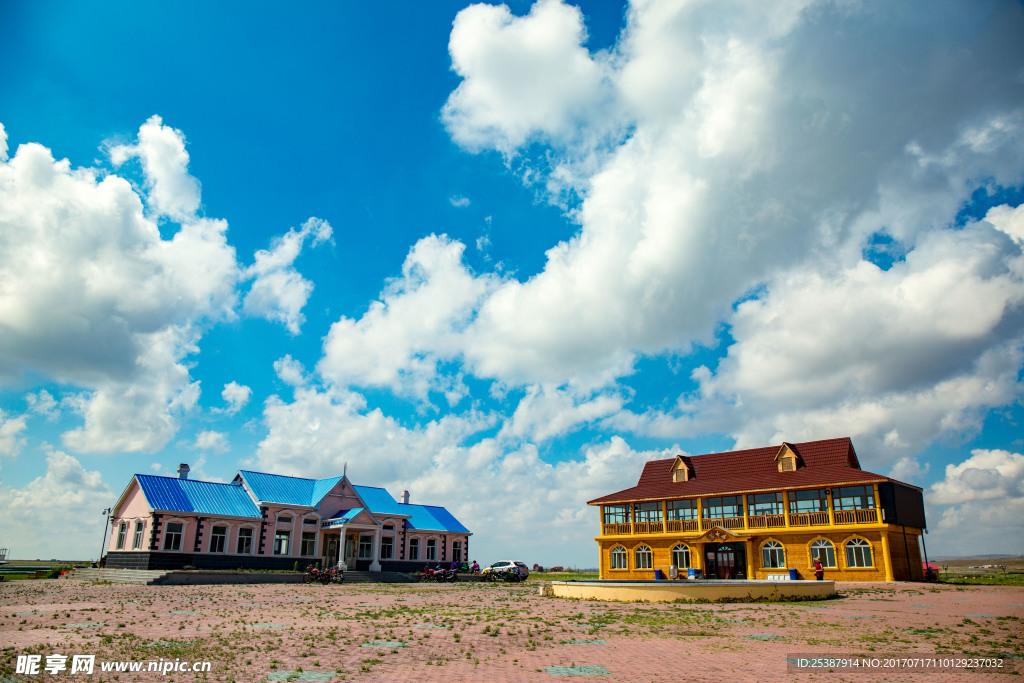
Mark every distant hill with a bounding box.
[932,554,1023,560]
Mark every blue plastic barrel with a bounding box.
[654,569,664,580]
[788,568,798,580]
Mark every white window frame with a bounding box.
[810,539,837,568]
[116,522,128,550]
[132,520,145,550]
[209,525,228,553]
[845,538,873,568]
[671,544,690,569]
[425,538,437,561]
[236,526,255,555]
[163,520,185,552]
[408,537,420,561]
[300,531,317,557]
[634,544,653,570]
[610,545,627,569]
[762,540,785,569]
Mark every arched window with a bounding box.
[845,538,873,567]
[409,537,420,561]
[635,545,653,570]
[810,539,836,568]
[671,544,690,569]
[762,540,785,568]
[610,545,627,570]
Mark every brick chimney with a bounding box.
[177,463,190,480]
[402,490,410,504]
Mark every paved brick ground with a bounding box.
[1,579,1020,681]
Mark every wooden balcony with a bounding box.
[746,513,786,529]
[701,516,745,531]
[665,519,699,532]
[634,521,664,534]
[788,511,830,527]
[834,508,879,525]
[600,506,882,537]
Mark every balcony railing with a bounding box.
[702,516,745,531]
[602,506,882,536]
[665,519,699,532]
[834,508,879,525]
[746,513,786,529]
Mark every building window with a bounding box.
[409,538,420,561]
[304,517,318,526]
[845,538,873,567]
[603,505,629,524]
[358,536,372,559]
[132,521,144,550]
[634,545,653,569]
[834,486,873,511]
[277,515,292,526]
[671,544,690,569]
[789,489,828,513]
[237,527,253,554]
[426,538,437,561]
[633,502,662,523]
[666,499,697,520]
[116,522,127,550]
[301,532,316,556]
[810,539,836,568]
[452,540,463,563]
[380,536,393,560]
[163,522,183,551]
[210,526,227,553]
[610,545,627,569]
[762,540,785,568]
[748,492,784,516]
[274,530,290,555]
[702,496,742,518]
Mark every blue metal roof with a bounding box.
[238,470,342,507]
[399,502,471,533]
[352,485,469,533]
[136,475,261,518]
[352,485,406,516]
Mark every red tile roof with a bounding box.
[587,437,906,504]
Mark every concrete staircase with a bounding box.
[64,568,170,585]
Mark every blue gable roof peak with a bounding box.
[238,470,342,507]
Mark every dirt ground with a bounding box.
[937,558,1024,572]
[1,579,1021,681]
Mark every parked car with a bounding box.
[483,561,529,581]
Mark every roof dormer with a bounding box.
[671,455,694,482]
[775,442,803,472]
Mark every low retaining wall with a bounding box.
[545,579,836,603]
[159,571,305,585]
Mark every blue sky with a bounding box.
[1,0,1023,565]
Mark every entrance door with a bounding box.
[344,534,357,569]
[325,536,339,567]
[704,542,746,579]
[715,546,736,579]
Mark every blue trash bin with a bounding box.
[788,568,798,580]
[654,569,664,580]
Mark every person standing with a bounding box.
[813,556,824,581]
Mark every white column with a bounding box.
[369,527,382,571]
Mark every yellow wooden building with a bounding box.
[587,438,927,582]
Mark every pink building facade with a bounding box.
[105,465,472,572]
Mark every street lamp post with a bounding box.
[98,508,112,566]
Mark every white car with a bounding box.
[483,560,529,581]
